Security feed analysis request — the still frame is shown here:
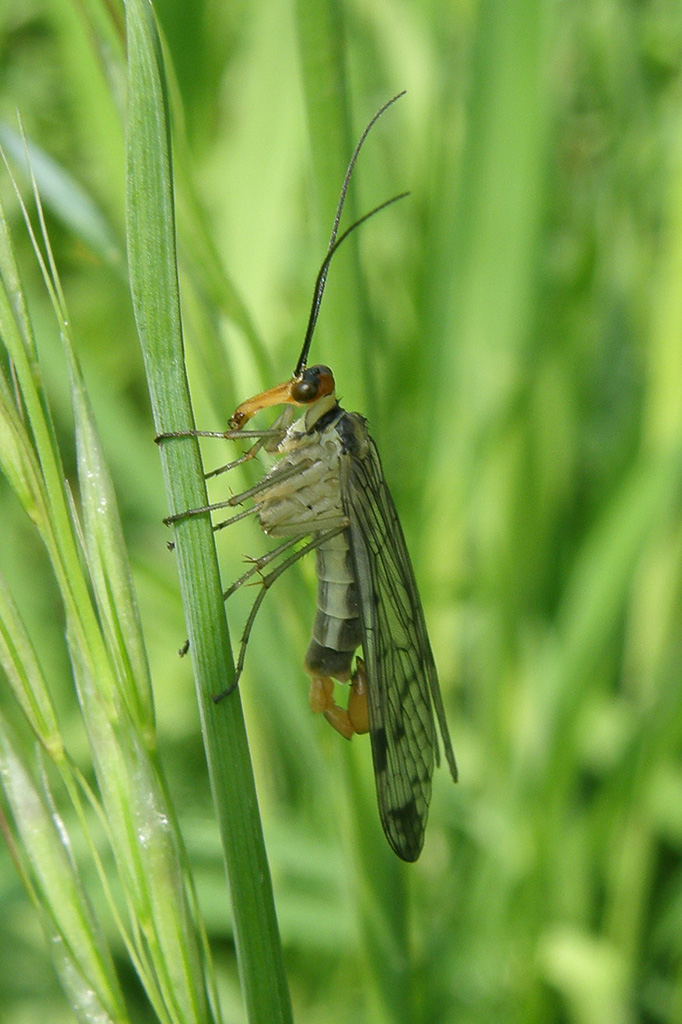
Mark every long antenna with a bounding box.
[294,91,406,377]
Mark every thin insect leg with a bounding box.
[157,426,282,484]
[175,512,329,663]
[166,500,260,529]
[163,461,305,526]
[155,428,279,442]
[213,504,261,533]
[219,460,310,508]
[207,412,294,478]
[222,512,350,585]
[205,443,263,480]
[223,536,303,600]
[173,523,305,658]
[205,426,292,480]
[163,496,250,526]
[213,525,347,702]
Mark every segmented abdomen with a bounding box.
[304,529,362,682]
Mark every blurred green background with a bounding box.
[2,0,682,1021]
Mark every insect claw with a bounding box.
[178,639,189,657]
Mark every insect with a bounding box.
[158,93,457,861]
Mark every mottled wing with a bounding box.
[340,422,457,861]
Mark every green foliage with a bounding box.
[1,0,682,1022]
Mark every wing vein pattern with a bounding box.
[341,429,457,861]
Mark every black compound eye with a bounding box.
[291,365,335,403]
[291,371,319,402]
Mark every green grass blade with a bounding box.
[0,143,218,1023]
[67,339,156,740]
[125,2,292,1022]
[0,725,128,1024]
[0,571,62,757]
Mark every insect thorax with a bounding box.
[256,403,365,539]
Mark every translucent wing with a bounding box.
[340,418,457,861]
